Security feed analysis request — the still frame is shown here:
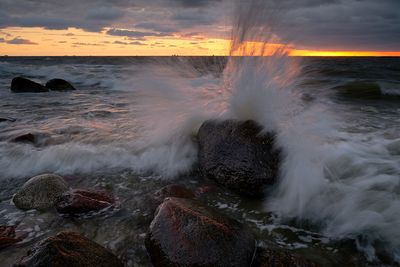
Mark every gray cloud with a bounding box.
[107,28,172,38]
[0,37,38,45]
[86,7,125,20]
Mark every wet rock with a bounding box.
[11,77,49,93]
[45,79,76,91]
[55,189,115,215]
[145,197,256,267]
[0,226,21,250]
[13,174,69,210]
[12,133,36,144]
[198,119,281,197]
[253,247,320,267]
[195,185,215,197]
[14,231,123,267]
[154,184,195,200]
[0,117,16,123]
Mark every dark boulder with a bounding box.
[55,189,115,215]
[253,247,320,267]
[14,231,123,267]
[45,79,76,91]
[12,133,36,144]
[11,77,49,93]
[0,226,21,250]
[0,117,16,123]
[145,197,256,267]
[197,119,281,197]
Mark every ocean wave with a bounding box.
[333,80,400,99]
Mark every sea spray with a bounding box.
[224,0,400,263]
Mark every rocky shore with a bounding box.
[0,76,383,266]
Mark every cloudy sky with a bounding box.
[0,0,399,56]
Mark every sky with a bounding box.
[0,0,399,56]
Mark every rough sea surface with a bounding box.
[0,56,400,266]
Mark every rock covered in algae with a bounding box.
[13,174,69,210]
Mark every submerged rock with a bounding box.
[13,174,69,210]
[145,197,256,267]
[12,133,36,144]
[14,231,123,267]
[0,117,16,123]
[0,226,21,250]
[55,189,115,215]
[10,77,49,93]
[253,247,320,267]
[198,119,281,197]
[45,79,76,91]
[334,81,383,99]
[154,184,195,201]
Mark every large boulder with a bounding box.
[55,189,115,215]
[197,120,281,197]
[11,77,49,93]
[253,247,320,267]
[13,174,69,210]
[14,231,123,267]
[45,79,76,91]
[145,197,256,267]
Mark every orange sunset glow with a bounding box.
[1,27,399,57]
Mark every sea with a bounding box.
[0,55,399,266]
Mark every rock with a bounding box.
[13,174,69,210]
[197,120,281,197]
[11,77,49,93]
[253,247,320,267]
[145,197,256,267]
[195,185,215,197]
[0,117,16,123]
[55,189,115,215]
[14,231,123,267]
[154,184,195,200]
[0,226,21,250]
[334,81,383,99]
[45,79,76,91]
[12,133,36,144]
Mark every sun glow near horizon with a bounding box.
[1,27,399,57]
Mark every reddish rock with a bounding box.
[145,197,256,267]
[195,185,215,197]
[0,226,21,250]
[55,189,115,215]
[14,231,123,267]
[154,184,195,200]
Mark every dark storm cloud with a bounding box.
[86,7,125,21]
[0,0,399,51]
[279,0,400,50]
